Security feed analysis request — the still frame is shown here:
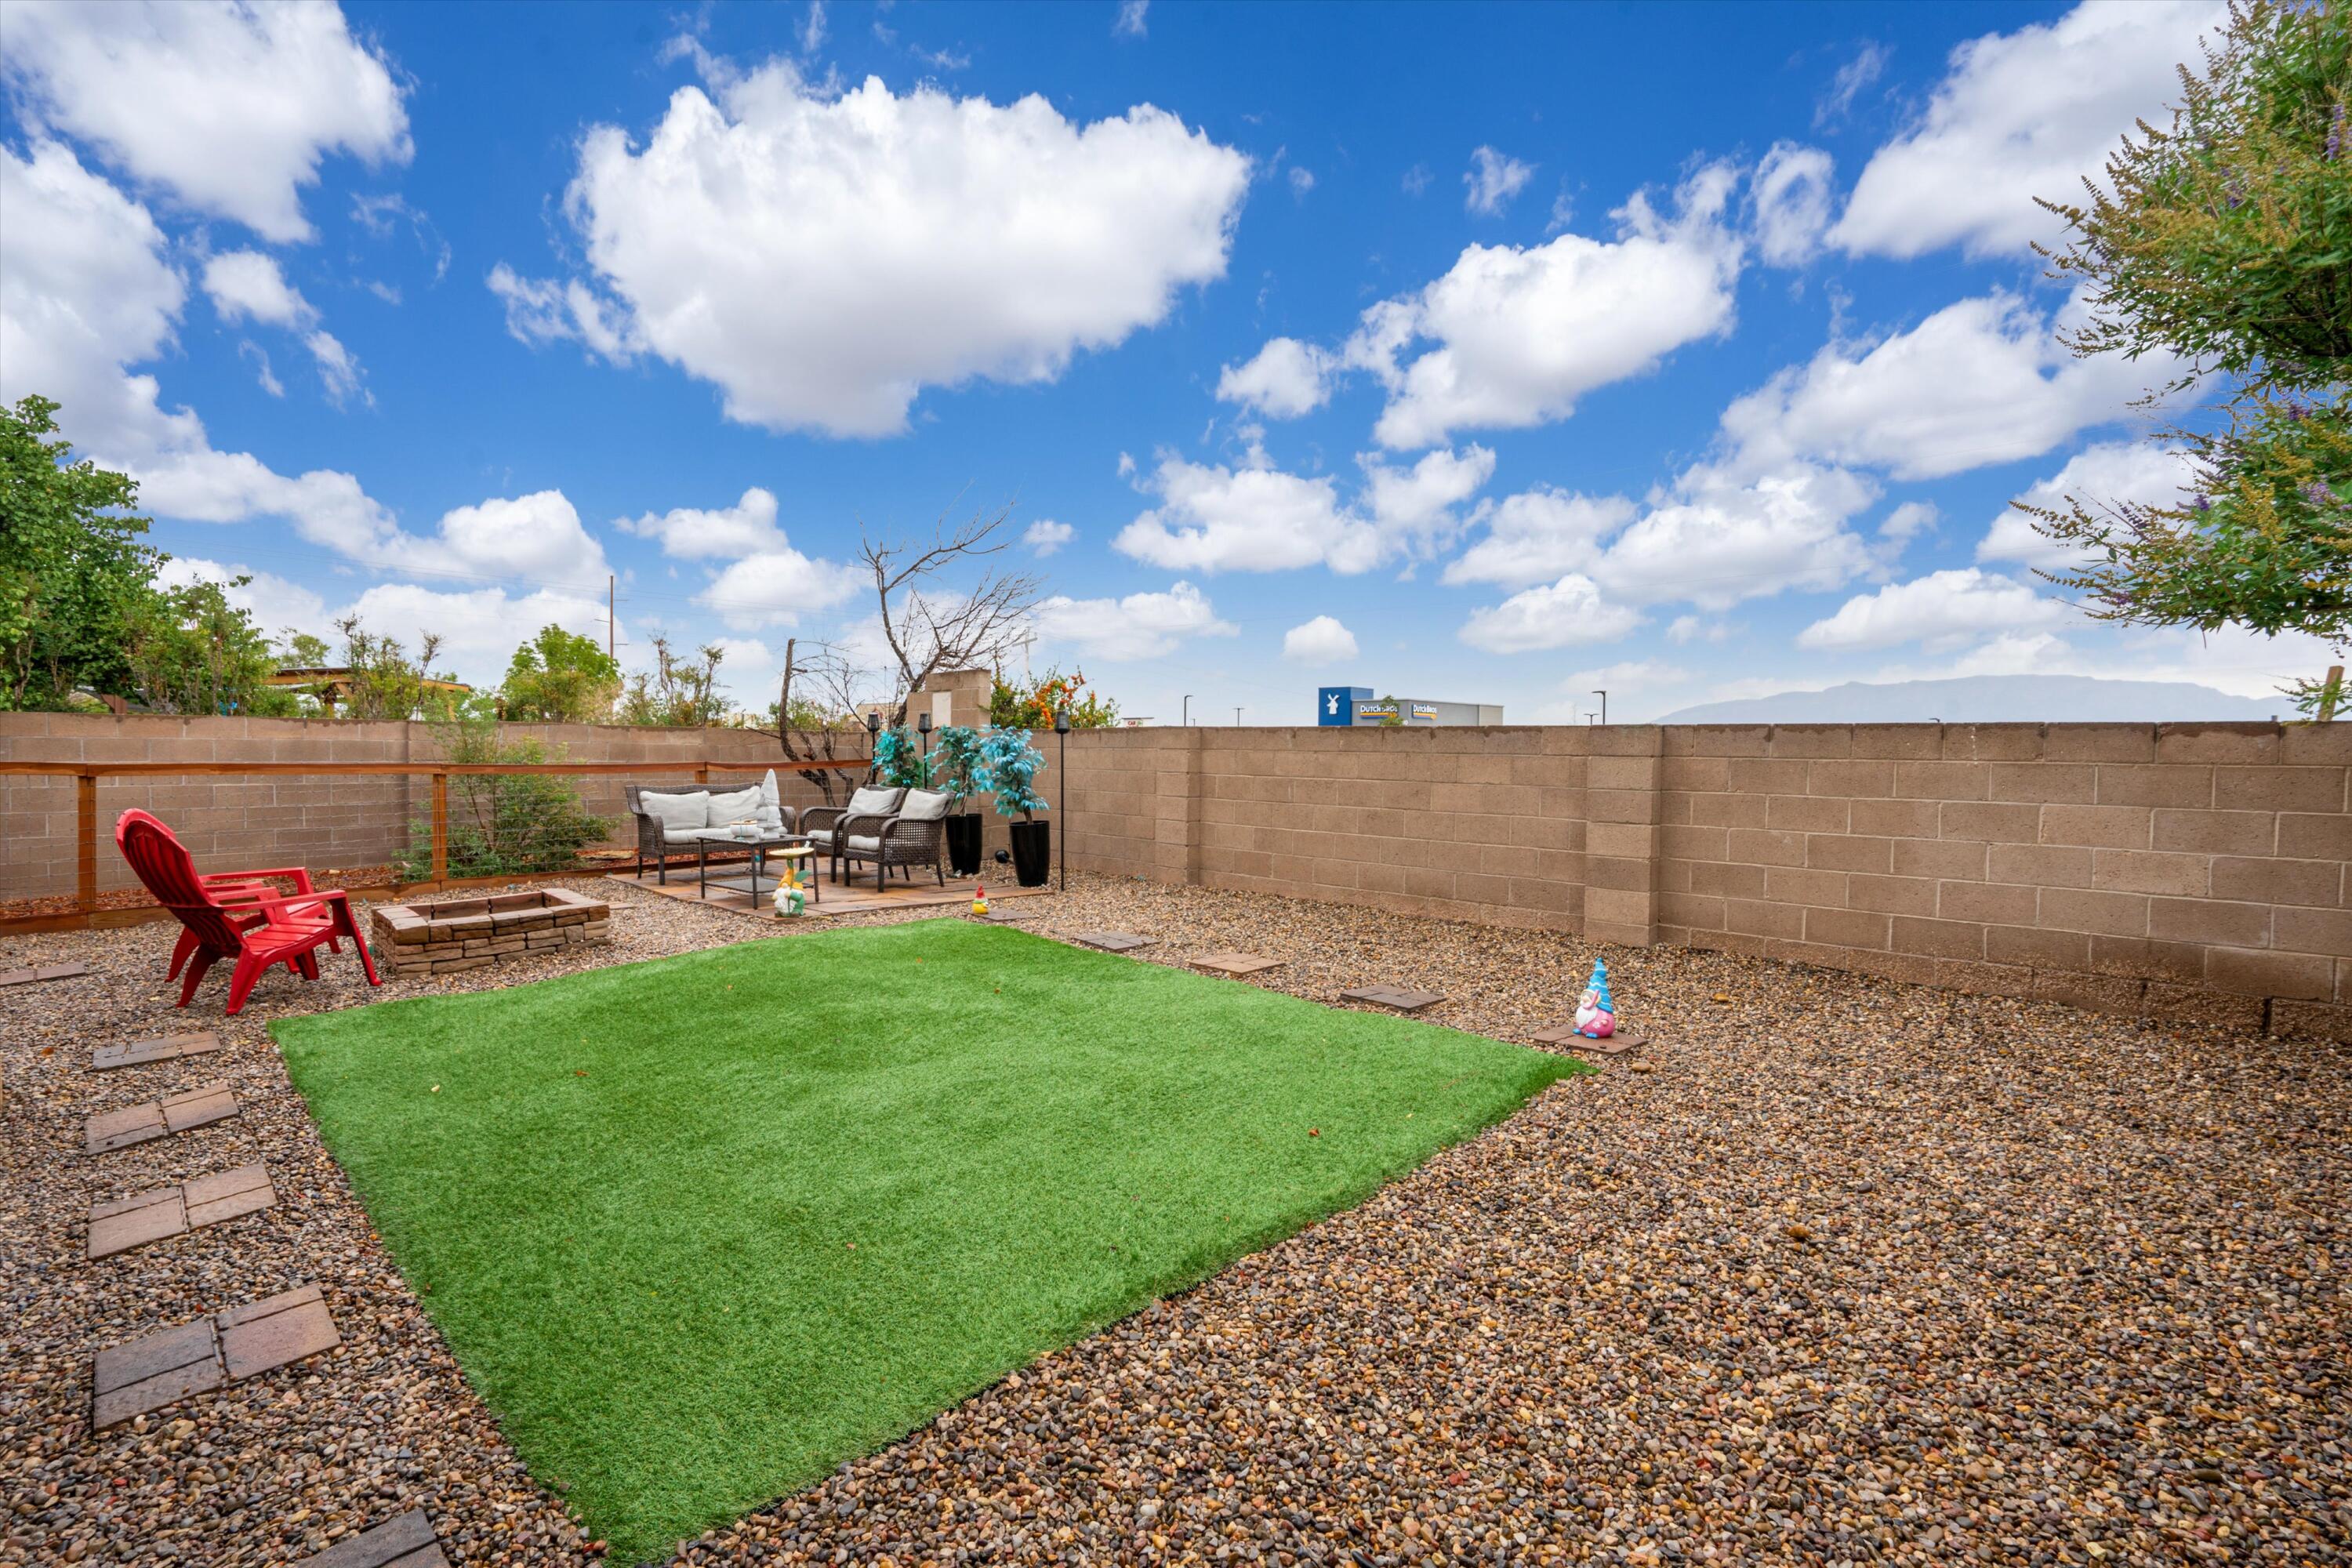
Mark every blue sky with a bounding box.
[2,0,2323,722]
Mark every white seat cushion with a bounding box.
[641,790,710,837]
[846,834,881,853]
[805,828,836,847]
[706,786,763,827]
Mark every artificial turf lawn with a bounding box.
[273,919,1579,1561]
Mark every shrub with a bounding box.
[399,718,611,880]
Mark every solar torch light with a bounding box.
[1054,705,1072,891]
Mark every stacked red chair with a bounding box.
[114,809,379,1014]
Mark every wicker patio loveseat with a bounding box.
[624,782,789,883]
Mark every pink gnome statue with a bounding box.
[1573,959,1617,1039]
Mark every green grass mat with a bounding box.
[273,919,1578,1561]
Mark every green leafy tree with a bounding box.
[0,394,159,710]
[2030,0,2350,710]
[502,623,622,722]
[977,727,1047,820]
[124,576,293,716]
[398,717,611,880]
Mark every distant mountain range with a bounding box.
[1656,674,2284,725]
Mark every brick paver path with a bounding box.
[0,961,89,987]
[295,1509,448,1568]
[1192,952,1285,977]
[1339,985,1445,1011]
[1065,930,1154,952]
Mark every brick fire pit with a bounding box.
[370,887,610,978]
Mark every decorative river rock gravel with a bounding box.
[2,873,2343,1566]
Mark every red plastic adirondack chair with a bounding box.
[114,809,379,1014]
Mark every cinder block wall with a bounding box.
[1058,722,2350,1041]
[6,714,2344,1038]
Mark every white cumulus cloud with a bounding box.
[1023,518,1075,556]
[1443,487,1637,589]
[1215,336,1332,419]
[1463,146,1535,216]
[1033,581,1235,660]
[1719,290,2172,481]
[618,487,790,560]
[1459,574,1642,655]
[201,249,365,405]
[1592,461,1878,611]
[0,0,410,242]
[1282,615,1359,665]
[1354,165,1743,448]
[1113,450,1367,574]
[1797,568,2074,652]
[525,62,1249,437]
[1831,1,2225,260]
[1750,143,1834,267]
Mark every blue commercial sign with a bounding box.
[1317,686,1371,726]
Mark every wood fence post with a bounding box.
[695,762,710,785]
[77,771,97,915]
[430,771,448,884]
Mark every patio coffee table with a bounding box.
[687,829,818,911]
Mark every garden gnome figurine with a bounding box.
[782,860,806,917]
[972,881,989,917]
[1573,959,1617,1039]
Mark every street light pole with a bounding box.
[1592,689,1607,725]
[1234,706,1244,726]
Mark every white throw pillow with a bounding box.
[641,790,710,836]
[846,786,900,816]
[757,768,784,829]
[705,786,763,827]
[898,789,951,822]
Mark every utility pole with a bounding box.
[1181,694,1192,727]
[607,575,616,659]
[1592,688,1607,725]
[1234,706,1244,726]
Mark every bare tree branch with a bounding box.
[858,504,1040,728]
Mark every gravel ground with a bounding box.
[3,873,2346,1567]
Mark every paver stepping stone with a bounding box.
[296,1509,448,1568]
[1530,1022,1646,1056]
[0,961,90,987]
[219,1284,341,1380]
[1066,930,1154,953]
[1192,952,1285,978]
[82,1082,239,1155]
[1340,985,1445,1012]
[92,1032,223,1071]
[89,1164,274,1259]
[91,1283,339,1429]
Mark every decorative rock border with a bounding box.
[370,887,610,978]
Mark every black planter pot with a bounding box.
[945,812,984,877]
[1007,819,1051,887]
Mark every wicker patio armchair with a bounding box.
[837,788,953,891]
[624,783,791,884]
[801,786,906,883]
